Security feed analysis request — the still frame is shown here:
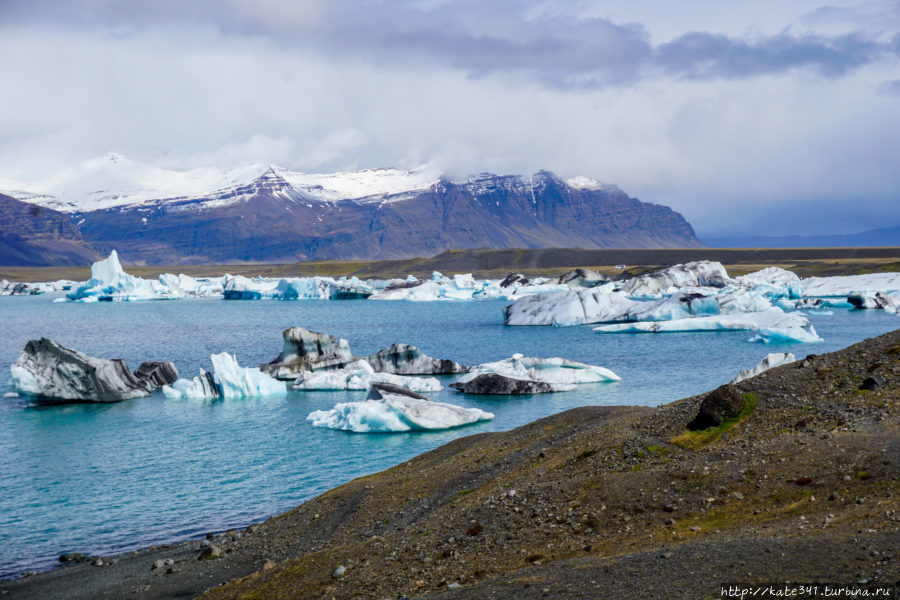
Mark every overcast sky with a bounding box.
[1,0,898,236]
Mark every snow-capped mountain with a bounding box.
[1,153,443,213]
[2,154,702,265]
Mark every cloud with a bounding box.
[0,1,898,235]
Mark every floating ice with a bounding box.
[593,308,821,343]
[618,261,734,298]
[456,353,620,386]
[66,250,176,302]
[293,360,441,392]
[164,353,285,399]
[801,273,900,298]
[730,352,796,384]
[735,267,802,299]
[505,288,770,327]
[307,388,493,432]
[847,291,900,314]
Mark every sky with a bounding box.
[1,0,898,237]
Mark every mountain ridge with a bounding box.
[2,157,703,265]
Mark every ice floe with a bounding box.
[293,360,441,392]
[593,308,822,343]
[618,261,734,298]
[10,338,177,403]
[306,384,493,432]
[456,354,620,386]
[163,352,286,400]
[800,273,900,298]
[848,291,900,314]
[730,352,796,384]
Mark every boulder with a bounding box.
[450,373,560,395]
[9,338,157,403]
[687,384,746,430]
[365,343,466,375]
[261,327,356,380]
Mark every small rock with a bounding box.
[166,567,178,574]
[152,559,166,570]
[198,545,223,561]
[860,375,884,390]
[662,552,674,559]
[263,559,276,571]
[507,489,516,498]
[466,523,484,536]
[663,504,676,513]
[58,552,86,563]
[793,477,813,486]
[690,526,701,532]
[93,558,104,567]
[448,582,460,589]
[731,492,744,500]
[829,492,841,501]
[332,565,346,579]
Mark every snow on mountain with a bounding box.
[275,166,442,203]
[3,154,445,213]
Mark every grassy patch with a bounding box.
[671,393,758,450]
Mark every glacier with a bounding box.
[307,386,493,433]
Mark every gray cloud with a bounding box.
[0,0,895,88]
[0,1,899,236]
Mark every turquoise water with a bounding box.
[0,294,897,577]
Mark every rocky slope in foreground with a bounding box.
[4,331,898,600]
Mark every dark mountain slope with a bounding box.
[0,194,100,266]
[75,171,702,264]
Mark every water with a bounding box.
[0,294,896,577]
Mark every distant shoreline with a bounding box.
[2,246,899,282]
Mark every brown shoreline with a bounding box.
[2,246,900,281]
[3,329,898,599]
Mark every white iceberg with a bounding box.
[847,291,900,314]
[504,288,771,327]
[618,261,734,298]
[455,353,620,386]
[593,308,821,343]
[730,352,796,384]
[163,352,286,399]
[67,250,180,302]
[307,389,493,432]
[800,273,900,298]
[293,360,442,392]
[735,267,802,299]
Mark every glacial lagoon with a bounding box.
[1,294,897,577]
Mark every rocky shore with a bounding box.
[3,330,898,599]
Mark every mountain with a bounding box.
[0,193,100,266]
[2,155,702,265]
[703,226,900,248]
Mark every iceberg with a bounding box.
[293,360,441,392]
[730,352,796,384]
[505,288,770,327]
[307,385,493,432]
[164,352,285,399]
[593,308,821,343]
[365,343,466,375]
[618,261,734,298]
[735,267,802,299]
[847,291,900,314]
[10,338,177,403]
[261,327,357,379]
[66,250,179,302]
[450,373,573,395]
[456,353,620,386]
[801,273,900,298]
